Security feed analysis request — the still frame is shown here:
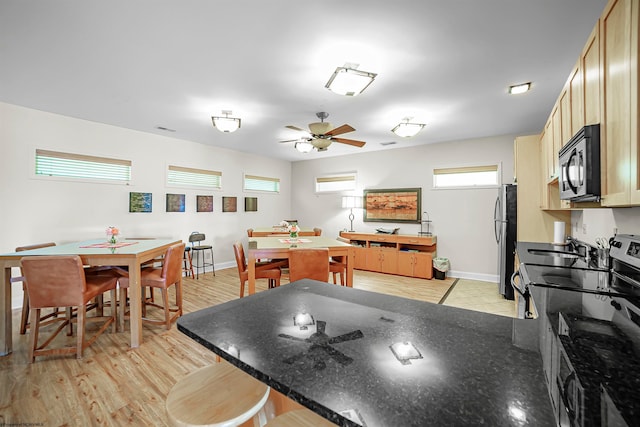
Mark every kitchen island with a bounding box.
[177,280,555,426]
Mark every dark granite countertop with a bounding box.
[177,280,555,427]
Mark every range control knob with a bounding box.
[610,239,622,249]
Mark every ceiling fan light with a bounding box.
[212,111,241,133]
[295,141,314,153]
[325,67,377,96]
[391,122,425,138]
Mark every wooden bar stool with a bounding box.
[264,409,335,426]
[166,362,270,427]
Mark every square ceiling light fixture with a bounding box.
[508,82,531,95]
[325,65,377,96]
[391,118,426,138]
[211,110,241,133]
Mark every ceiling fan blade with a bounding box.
[325,124,355,136]
[279,139,300,143]
[285,125,307,132]
[332,137,366,148]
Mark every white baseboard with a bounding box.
[447,270,498,284]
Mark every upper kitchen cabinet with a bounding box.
[582,24,601,127]
[600,0,640,206]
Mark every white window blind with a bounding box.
[35,149,131,182]
[167,165,222,188]
[315,173,357,193]
[433,164,500,188]
[244,174,280,193]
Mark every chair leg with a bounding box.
[28,308,40,363]
[119,287,127,332]
[161,288,171,330]
[20,287,29,335]
[175,281,183,319]
[77,305,86,359]
[240,280,245,298]
[110,288,118,334]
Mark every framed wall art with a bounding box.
[363,188,421,223]
[166,193,186,212]
[129,192,153,213]
[197,195,214,212]
[222,196,237,212]
[244,197,258,212]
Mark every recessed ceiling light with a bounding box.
[325,65,377,96]
[509,82,531,95]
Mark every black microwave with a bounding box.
[559,124,601,202]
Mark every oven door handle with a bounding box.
[612,269,640,289]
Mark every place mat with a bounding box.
[80,241,139,249]
[278,238,312,244]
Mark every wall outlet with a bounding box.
[582,223,587,234]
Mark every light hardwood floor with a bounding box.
[0,268,512,426]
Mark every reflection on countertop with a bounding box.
[178,280,555,427]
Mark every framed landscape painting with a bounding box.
[363,188,421,223]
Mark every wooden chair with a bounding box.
[165,362,270,427]
[264,409,335,426]
[313,227,322,236]
[13,242,58,334]
[288,248,330,283]
[118,243,185,330]
[20,255,118,362]
[233,242,286,297]
[329,237,349,286]
[247,228,254,237]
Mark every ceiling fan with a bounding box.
[280,112,366,152]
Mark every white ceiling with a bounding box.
[0,0,608,162]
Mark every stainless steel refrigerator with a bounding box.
[494,184,517,300]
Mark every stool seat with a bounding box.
[264,409,335,426]
[166,363,270,427]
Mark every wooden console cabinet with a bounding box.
[339,232,437,279]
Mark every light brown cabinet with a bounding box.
[340,232,437,279]
[600,0,640,206]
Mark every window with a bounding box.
[315,172,357,193]
[167,165,222,189]
[433,164,500,188]
[244,174,280,193]
[35,149,131,183]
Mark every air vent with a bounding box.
[380,141,397,146]
[156,126,176,132]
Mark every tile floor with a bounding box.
[441,278,517,318]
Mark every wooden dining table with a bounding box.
[0,238,180,356]
[250,227,317,237]
[246,236,354,295]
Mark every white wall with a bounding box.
[290,135,516,281]
[571,207,640,244]
[1,102,292,308]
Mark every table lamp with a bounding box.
[342,196,363,232]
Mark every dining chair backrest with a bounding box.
[20,255,88,308]
[189,232,206,246]
[288,248,330,283]
[233,241,248,275]
[160,243,186,284]
[313,228,322,236]
[247,229,254,237]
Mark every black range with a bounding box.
[516,238,640,427]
